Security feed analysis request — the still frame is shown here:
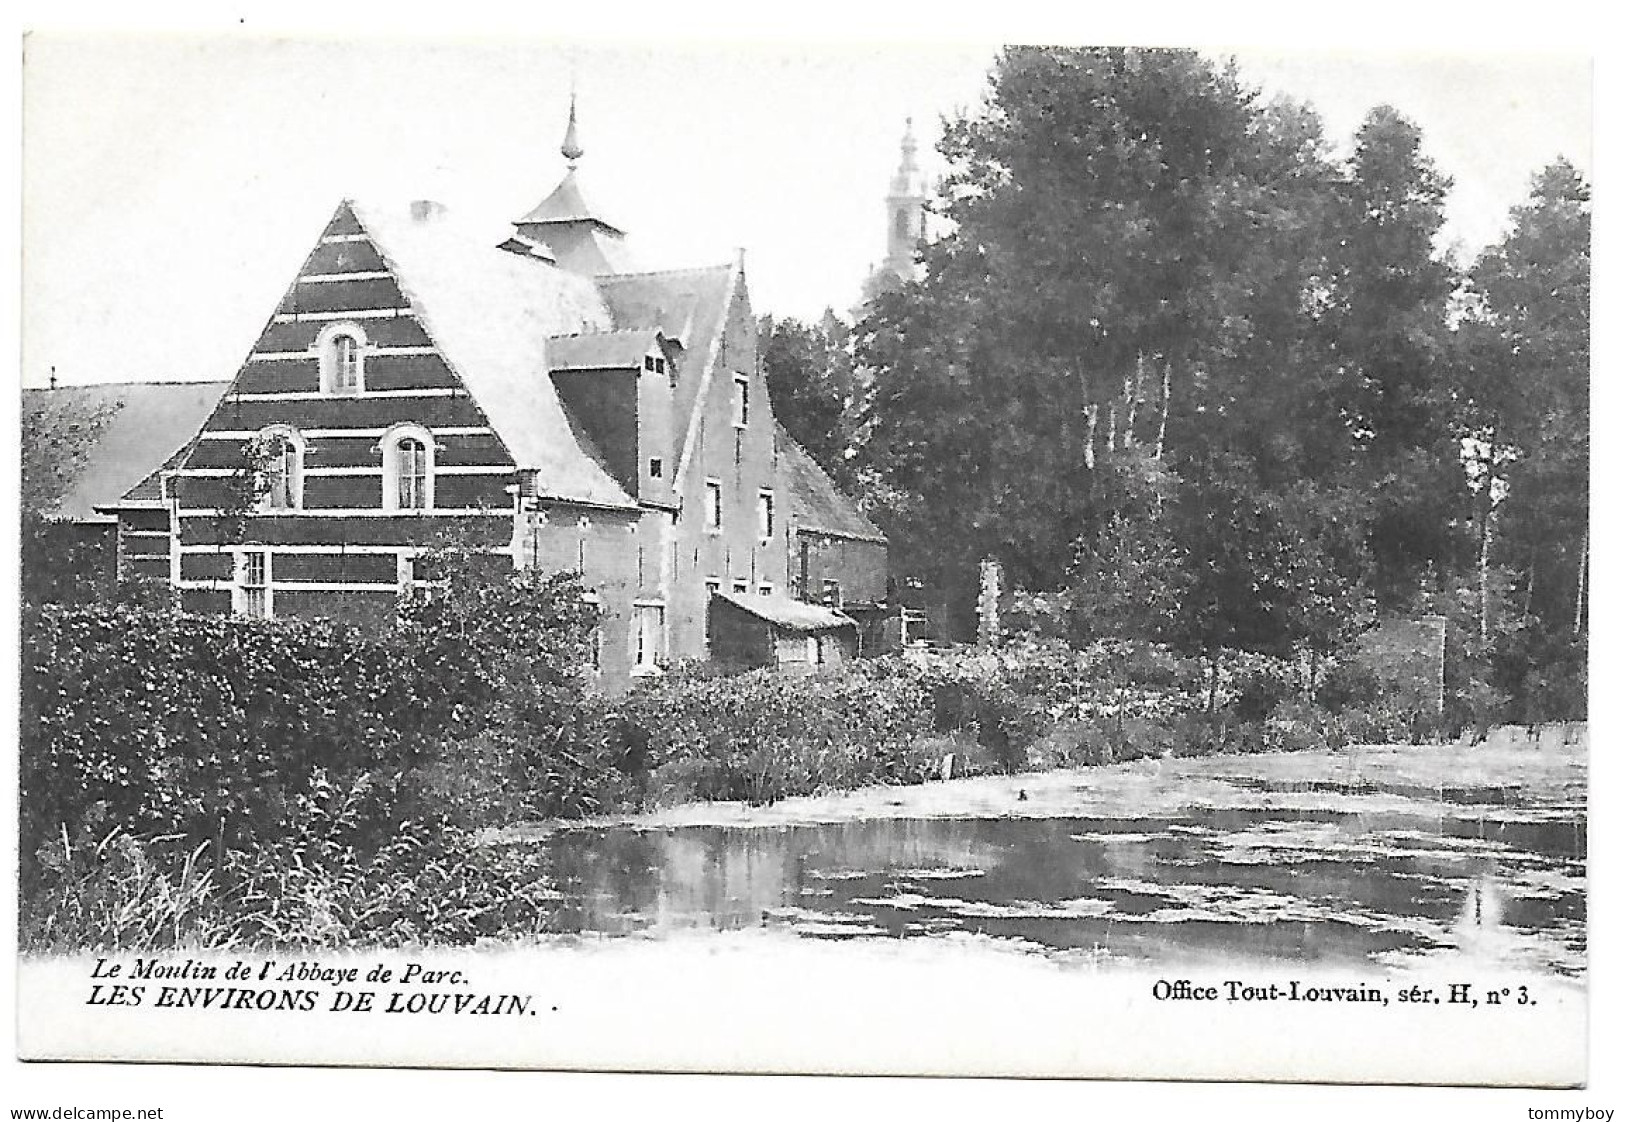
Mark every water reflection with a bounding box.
[539,770,1586,974]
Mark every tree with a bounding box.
[21,394,120,606]
[1057,449,1187,644]
[1168,452,1370,662]
[1325,106,1469,606]
[1456,161,1590,721]
[758,312,862,490]
[856,46,1354,626]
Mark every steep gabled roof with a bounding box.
[596,263,736,470]
[546,329,663,371]
[776,421,885,543]
[22,381,229,522]
[350,200,635,509]
[596,265,732,358]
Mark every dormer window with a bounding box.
[380,424,435,511]
[317,323,367,395]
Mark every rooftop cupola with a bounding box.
[502,94,632,275]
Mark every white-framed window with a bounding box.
[379,424,435,511]
[236,549,271,618]
[757,489,774,541]
[704,478,723,532]
[758,583,773,597]
[704,577,722,596]
[255,427,304,511]
[732,375,750,428]
[631,602,666,676]
[316,323,368,395]
[732,578,748,595]
[643,352,667,376]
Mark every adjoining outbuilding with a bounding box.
[706,591,858,671]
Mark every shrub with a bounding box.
[19,552,598,951]
[219,770,560,948]
[21,821,229,953]
[597,659,942,807]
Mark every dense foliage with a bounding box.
[851,46,1587,724]
[19,550,599,951]
[757,312,866,493]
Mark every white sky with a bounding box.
[19,36,1591,388]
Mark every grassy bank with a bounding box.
[513,723,1587,835]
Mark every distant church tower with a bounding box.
[862,118,929,302]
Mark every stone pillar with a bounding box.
[976,558,1002,647]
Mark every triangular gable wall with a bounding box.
[172,202,519,517]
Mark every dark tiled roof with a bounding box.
[21,381,229,522]
[776,422,885,543]
[714,590,855,632]
[546,329,663,371]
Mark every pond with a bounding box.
[533,733,1587,976]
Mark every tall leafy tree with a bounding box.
[758,312,862,490]
[1325,106,1469,605]
[856,46,1361,635]
[1456,161,1590,719]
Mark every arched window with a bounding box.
[395,438,427,509]
[254,426,303,510]
[335,335,361,391]
[380,424,435,511]
[316,323,367,395]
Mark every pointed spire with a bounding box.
[890,117,924,198]
[561,92,584,168]
[505,93,629,273]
